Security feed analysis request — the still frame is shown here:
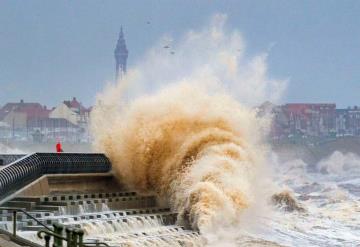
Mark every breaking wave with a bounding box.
[317,151,360,174]
[91,13,284,245]
[92,83,268,232]
[89,11,360,241]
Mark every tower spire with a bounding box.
[119,26,124,38]
[114,26,128,81]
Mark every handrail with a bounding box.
[1,207,52,237]
[38,225,110,247]
[2,207,110,247]
[0,152,111,201]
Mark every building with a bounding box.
[114,26,128,81]
[0,99,91,142]
[0,100,50,123]
[336,109,348,136]
[336,107,360,137]
[0,121,10,139]
[283,103,336,138]
[0,100,50,140]
[346,106,360,136]
[258,102,338,142]
[27,117,80,143]
[50,97,91,142]
[50,97,90,126]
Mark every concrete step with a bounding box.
[6,195,156,214]
[42,191,137,202]
[39,207,171,222]
[0,211,54,221]
[2,207,171,228]
[9,192,140,209]
[33,205,60,212]
[2,202,36,211]
[0,234,24,247]
[10,197,41,203]
[82,226,200,246]
[121,207,170,215]
[24,212,177,228]
[44,196,157,215]
[38,201,68,207]
[70,213,178,230]
[0,208,27,215]
[40,195,154,207]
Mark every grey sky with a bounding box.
[0,0,359,108]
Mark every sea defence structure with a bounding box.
[0,153,201,247]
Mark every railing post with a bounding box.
[44,234,51,247]
[71,229,78,247]
[12,210,16,237]
[66,227,77,247]
[75,229,84,247]
[53,222,64,247]
[66,227,72,246]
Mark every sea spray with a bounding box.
[0,143,24,154]
[91,13,285,244]
[92,83,269,232]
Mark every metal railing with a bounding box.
[38,223,110,247]
[2,207,109,247]
[0,153,111,201]
[1,207,52,237]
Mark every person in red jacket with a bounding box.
[56,141,63,153]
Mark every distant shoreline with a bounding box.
[272,136,360,164]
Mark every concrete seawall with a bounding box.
[17,173,122,198]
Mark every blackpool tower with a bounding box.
[114,26,128,80]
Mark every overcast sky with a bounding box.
[0,0,359,108]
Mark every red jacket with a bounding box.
[56,142,63,153]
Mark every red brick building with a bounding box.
[284,103,336,137]
[0,100,51,132]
